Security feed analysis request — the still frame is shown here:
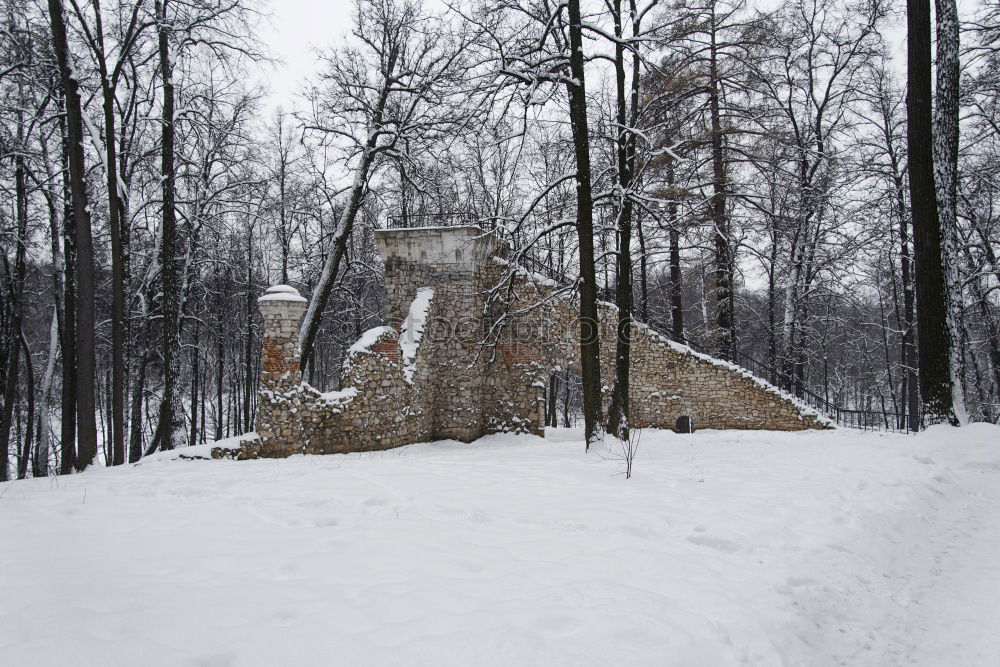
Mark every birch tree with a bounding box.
[933,0,967,422]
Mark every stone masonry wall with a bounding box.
[482,261,832,434]
[216,227,828,460]
[216,285,438,460]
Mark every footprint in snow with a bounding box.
[776,576,820,595]
[194,651,236,667]
[687,534,742,553]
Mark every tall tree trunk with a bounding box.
[637,208,648,321]
[16,332,35,480]
[299,44,398,369]
[91,0,128,465]
[189,318,200,445]
[933,0,966,422]
[0,154,29,482]
[963,245,1000,406]
[708,5,733,360]
[882,93,920,429]
[59,107,77,475]
[34,311,59,477]
[243,236,253,434]
[906,0,957,425]
[607,0,639,439]
[667,160,684,343]
[547,374,558,428]
[128,317,148,462]
[49,0,98,469]
[153,0,184,451]
[567,0,604,449]
[215,269,225,441]
[896,184,920,431]
[39,126,67,468]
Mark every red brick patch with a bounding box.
[372,338,401,362]
[262,336,298,374]
[498,342,539,365]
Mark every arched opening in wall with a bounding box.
[675,415,694,434]
[545,368,583,430]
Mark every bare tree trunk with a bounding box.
[243,235,253,434]
[933,0,966,422]
[637,208,648,322]
[906,0,957,426]
[128,318,148,462]
[34,310,58,477]
[49,0,98,469]
[299,34,401,369]
[215,269,225,441]
[189,318,200,445]
[152,0,184,451]
[0,155,29,482]
[897,187,920,431]
[562,370,571,428]
[299,146,379,370]
[38,127,67,472]
[547,374,558,428]
[708,4,733,360]
[90,0,128,465]
[58,107,76,475]
[667,160,684,344]
[567,0,604,449]
[607,0,640,439]
[16,331,35,479]
[964,245,1000,405]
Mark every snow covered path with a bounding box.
[1,425,998,666]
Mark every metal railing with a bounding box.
[384,211,481,229]
[727,349,910,433]
[514,256,909,433]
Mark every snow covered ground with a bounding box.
[2,424,998,666]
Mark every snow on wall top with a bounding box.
[315,386,358,408]
[490,256,563,289]
[504,263,834,428]
[258,284,307,303]
[399,287,434,383]
[631,321,835,427]
[347,326,397,358]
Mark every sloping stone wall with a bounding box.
[216,227,828,460]
[482,261,832,434]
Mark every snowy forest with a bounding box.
[0,0,998,480]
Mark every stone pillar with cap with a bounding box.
[258,285,308,392]
[256,285,308,456]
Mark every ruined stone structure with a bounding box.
[214,227,829,460]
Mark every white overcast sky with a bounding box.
[255,0,914,116]
[255,0,355,113]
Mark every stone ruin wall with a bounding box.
[235,287,435,459]
[485,262,832,435]
[383,256,492,442]
[215,228,828,460]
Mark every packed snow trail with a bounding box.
[0,425,997,666]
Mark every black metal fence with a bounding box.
[727,348,910,433]
[384,211,482,229]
